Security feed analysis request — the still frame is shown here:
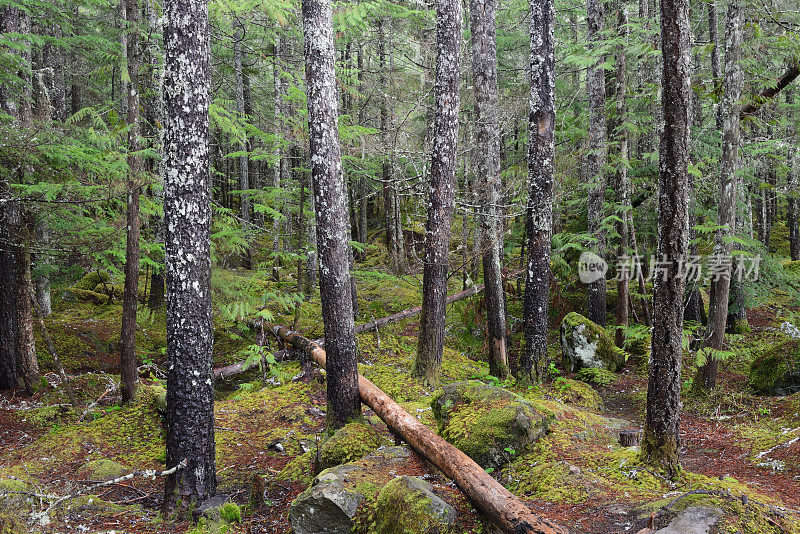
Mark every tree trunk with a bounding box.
[162,0,217,510]
[613,6,630,348]
[788,92,800,261]
[520,0,554,384]
[378,19,405,274]
[302,0,361,431]
[642,0,690,479]
[234,18,252,268]
[708,0,722,130]
[274,325,568,534]
[586,0,607,326]
[470,0,508,379]
[414,0,462,388]
[0,5,22,391]
[120,0,142,404]
[697,0,743,390]
[16,215,39,392]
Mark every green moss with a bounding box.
[432,381,552,468]
[373,476,453,534]
[639,429,681,480]
[576,367,616,386]
[560,312,627,372]
[219,502,241,524]
[80,459,131,481]
[749,340,800,394]
[275,451,316,487]
[72,270,110,291]
[319,422,387,469]
[546,377,604,411]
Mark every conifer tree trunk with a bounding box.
[708,1,722,129]
[470,0,508,379]
[378,19,405,274]
[162,0,217,509]
[120,0,142,404]
[642,0,690,478]
[414,0,462,388]
[586,0,607,325]
[234,17,252,269]
[273,33,284,253]
[697,0,742,390]
[788,92,800,261]
[302,0,361,430]
[613,6,630,348]
[520,0,554,384]
[0,4,22,391]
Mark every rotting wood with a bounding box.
[272,324,568,534]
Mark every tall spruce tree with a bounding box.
[162,0,217,508]
[302,0,361,430]
[642,0,691,477]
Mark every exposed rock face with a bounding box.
[290,447,413,534]
[749,339,800,395]
[654,506,720,534]
[374,475,456,534]
[560,312,626,372]
[431,380,551,470]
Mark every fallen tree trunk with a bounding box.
[213,280,494,381]
[272,324,568,534]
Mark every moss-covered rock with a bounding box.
[290,447,414,534]
[319,422,387,470]
[749,340,800,395]
[560,312,626,372]
[64,288,110,305]
[72,270,110,291]
[374,476,456,534]
[80,459,131,481]
[431,381,552,470]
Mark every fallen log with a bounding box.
[213,280,493,381]
[272,324,568,534]
[740,61,800,118]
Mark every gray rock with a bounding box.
[290,447,413,534]
[431,381,551,470]
[374,476,456,534]
[560,312,626,372]
[192,494,231,521]
[654,506,721,534]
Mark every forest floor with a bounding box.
[1,260,800,533]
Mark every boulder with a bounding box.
[654,506,720,534]
[374,476,456,534]
[749,340,800,395]
[431,381,551,470]
[290,447,413,534]
[318,422,387,470]
[560,312,626,372]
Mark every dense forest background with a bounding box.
[2,0,800,531]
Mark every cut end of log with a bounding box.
[620,429,642,447]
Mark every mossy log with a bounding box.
[272,324,567,534]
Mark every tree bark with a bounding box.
[788,92,800,261]
[697,0,743,390]
[520,0,554,384]
[378,19,406,274]
[470,0,508,379]
[302,0,361,430]
[415,0,462,388]
[162,0,217,509]
[642,0,690,479]
[120,0,142,404]
[586,0,607,326]
[613,6,630,348]
[273,325,568,534]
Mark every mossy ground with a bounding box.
[3,242,800,533]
